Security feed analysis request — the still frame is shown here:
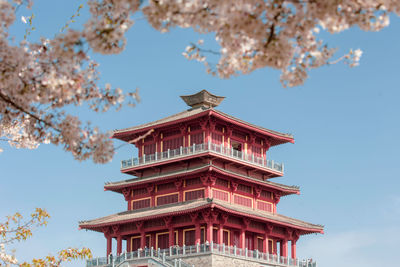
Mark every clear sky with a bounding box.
[1,1,400,267]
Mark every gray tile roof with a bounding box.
[79,198,323,233]
[112,107,294,143]
[104,163,299,194]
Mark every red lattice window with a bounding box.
[190,132,203,145]
[237,184,252,194]
[163,137,183,151]
[156,194,178,206]
[184,230,195,245]
[234,195,252,208]
[211,133,223,145]
[213,190,229,202]
[132,198,151,210]
[131,237,141,251]
[257,201,272,212]
[185,189,204,201]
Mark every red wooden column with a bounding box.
[127,236,131,252]
[195,223,201,244]
[117,235,122,255]
[291,240,297,259]
[239,229,245,249]
[169,227,175,247]
[190,213,201,244]
[263,233,269,253]
[140,232,146,249]
[106,235,112,256]
[218,225,223,244]
[206,222,213,243]
[281,239,288,257]
[291,232,299,259]
[219,214,228,245]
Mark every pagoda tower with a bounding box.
[80,90,323,267]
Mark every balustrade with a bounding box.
[87,242,316,267]
[121,142,284,174]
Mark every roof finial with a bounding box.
[180,90,225,109]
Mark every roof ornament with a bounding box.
[180,90,225,109]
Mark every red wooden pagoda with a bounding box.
[80,90,323,265]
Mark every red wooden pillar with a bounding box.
[195,223,201,244]
[291,240,297,259]
[263,234,269,253]
[218,225,223,244]
[117,235,122,255]
[127,237,131,252]
[206,222,213,243]
[106,236,112,256]
[169,227,175,247]
[239,229,245,249]
[140,232,146,249]
[281,239,288,257]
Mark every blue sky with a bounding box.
[1,1,400,266]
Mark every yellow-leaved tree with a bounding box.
[0,208,92,266]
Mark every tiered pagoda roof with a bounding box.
[80,198,323,234]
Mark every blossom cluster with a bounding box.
[1,0,399,161]
[0,0,139,163]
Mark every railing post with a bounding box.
[167,149,170,158]
[150,247,154,257]
[96,258,99,266]
[256,249,259,259]
[155,152,157,160]
[233,245,237,255]
[193,143,195,152]
[183,244,186,255]
[222,243,225,254]
[210,241,213,252]
[180,146,183,155]
[137,248,141,259]
[245,248,248,258]
[174,259,177,267]
[179,258,182,267]
[124,251,127,260]
[196,243,200,253]
[162,251,166,263]
[170,246,173,256]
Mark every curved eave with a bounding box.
[105,164,211,192]
[112,109,210,141]
[112,109,294,146]
[79,200,323,235]
[105,164,298,196]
